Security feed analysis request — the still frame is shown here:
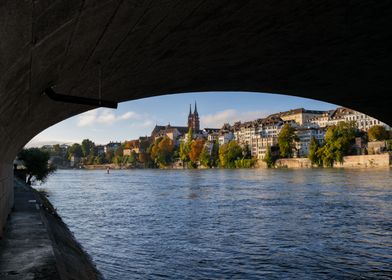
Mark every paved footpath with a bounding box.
[0,179,59,279]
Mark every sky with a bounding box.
[26,92,337,147]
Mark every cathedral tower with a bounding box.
[187,102,200,131]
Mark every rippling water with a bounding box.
[40,169,392,279]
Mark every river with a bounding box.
[40,169,392,279]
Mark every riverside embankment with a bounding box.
[273,153,391,169]
[81,153,391,170]
[0,178,103,280]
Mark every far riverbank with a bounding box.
[80,153,391,170]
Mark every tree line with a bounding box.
[308,123,391,167]
[147,128,255,168]
[262,122,391,168]
[18,122,391,181]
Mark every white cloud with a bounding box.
[118,111,140,120]
[201,109,269,128]
[77,110,98,127]
[77,109,142,127]
[25,137,77,148]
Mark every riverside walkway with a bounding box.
[0,178,102,280]
[0,179,59,279]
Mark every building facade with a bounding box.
[104,142,121,153]
[272,108,325,125]
[294,127,326,157]
[308,107,390,131]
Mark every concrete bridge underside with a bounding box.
[1,1,391,234]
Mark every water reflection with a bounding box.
[41,169,392,279]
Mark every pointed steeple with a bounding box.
[194,101,198,115]
[188,104,192,116]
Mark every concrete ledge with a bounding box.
[0,178,59,279]
[259,154,391,169]
[275,158,313,168]
[334,154,391,168]
[0,178,103,280]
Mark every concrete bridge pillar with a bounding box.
[0,163,13,236]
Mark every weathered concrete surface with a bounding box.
[0,179,103,279]
[255,160,268,169]
[334,153,391,168]
[275,158,313,168]
[1,1,392,233]
[0,179,59,279]
[265,154,391,168]
[0,164,13,237]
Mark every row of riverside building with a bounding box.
[123,103,390,160]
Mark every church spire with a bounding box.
[194,101,198,115]
[187,101,200,131]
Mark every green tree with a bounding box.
[127,151,138,167]
[158,137,174,166]
[187,127,193,140]
[52,144,62,157]
[105,149,115,163]
[150,137,174,167]
[263,145,275,168]
[179,127,193,163]
[242,144,252,159]
[200,141,220,168]
[200,143,214,168]
[387,140,392,151]
[94,155,104,164]
[84,155,96,165]
[81,139,95,157]
[115,145,123,157]
[139,152,152,168]
[278,124,299,158]
[179,141,190,162]
[18,148,56,185]
[308,136,322,166]
[67,143,82,159]
[172,148,179,159]
[113,155,123,165]
[139,139,151,153]
[219,144,228,167]
[368,125,389,141]
[210,141,220,167]
[219,140,243,168]
[149,137,162,161]
[318,121,357,166]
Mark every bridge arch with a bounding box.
[1,1,391,233]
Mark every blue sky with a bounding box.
[26,92,337,147]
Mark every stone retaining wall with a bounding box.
[258,154,391,169]
[275,158,313,168]
[334,154,390,168]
